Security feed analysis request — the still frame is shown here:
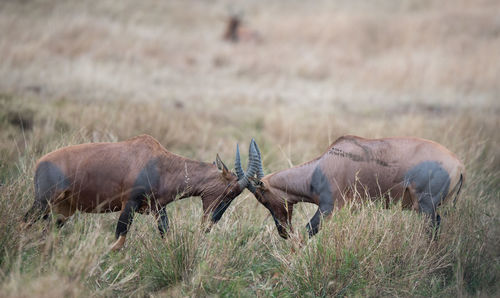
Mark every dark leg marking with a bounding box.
[306,167,334,237]
[405,161,450,230]
[157,207,169,237]
[115,197,140,239]
[24,161,70,224]
[131,158,161,201]
[115,158,161,239]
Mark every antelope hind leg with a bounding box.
[157,207,169,237]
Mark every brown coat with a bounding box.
[249,136,465,238]
[24,135,245,250]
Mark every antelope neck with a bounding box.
[267,159,320,204]
[160,154,215,198]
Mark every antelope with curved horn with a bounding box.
[23,135,260,250]
[243,136,465,239]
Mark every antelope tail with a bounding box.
[452,173,464,207]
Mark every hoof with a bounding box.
[110,235,126,251]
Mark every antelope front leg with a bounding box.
[307,168,335,237]
[111,198,140,251]
[306,204,333,237]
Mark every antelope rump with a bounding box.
[245,136,465,238]
[23,135,260,250]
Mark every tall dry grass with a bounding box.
[0,92,498,296]
[0,0,499,296]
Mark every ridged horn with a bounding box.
[234,144,245,180]
[235,139,261,191]
[236,142,251,189]
[251,139,265,179]
[246,138,260,178]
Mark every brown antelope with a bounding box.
[23,135,260,250]
[223,14,261,43]
[242,136,465,239]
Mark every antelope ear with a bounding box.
[215,154,230,173]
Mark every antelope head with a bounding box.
[205,142,262,223]
[236,139,291,239]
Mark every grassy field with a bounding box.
[1,0,499,296]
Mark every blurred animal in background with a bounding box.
[223,11,262,43]
[243,137,465,239]
[23,135,261,251]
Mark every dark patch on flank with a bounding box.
[25,161,70,223]
[404,161,450,200]
[404,161,450,226]
[307,167,334,237]
[116,157,162,238]
[130,158,161,202]
[310,167,334,208]
[34,161,70,203]
[116,157,161,237]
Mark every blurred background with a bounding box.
[1,0,498,165]
[0,0,499,296]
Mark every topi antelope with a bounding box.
[242,136,465,239]
[23,135,261,250]
[223,14,261,43]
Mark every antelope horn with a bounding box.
[243,139,261,193]
[234,144,245,180]
[235,142,252,189]
[251,139,265,179]
[235,139,261,191]
[246,138,260,178]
